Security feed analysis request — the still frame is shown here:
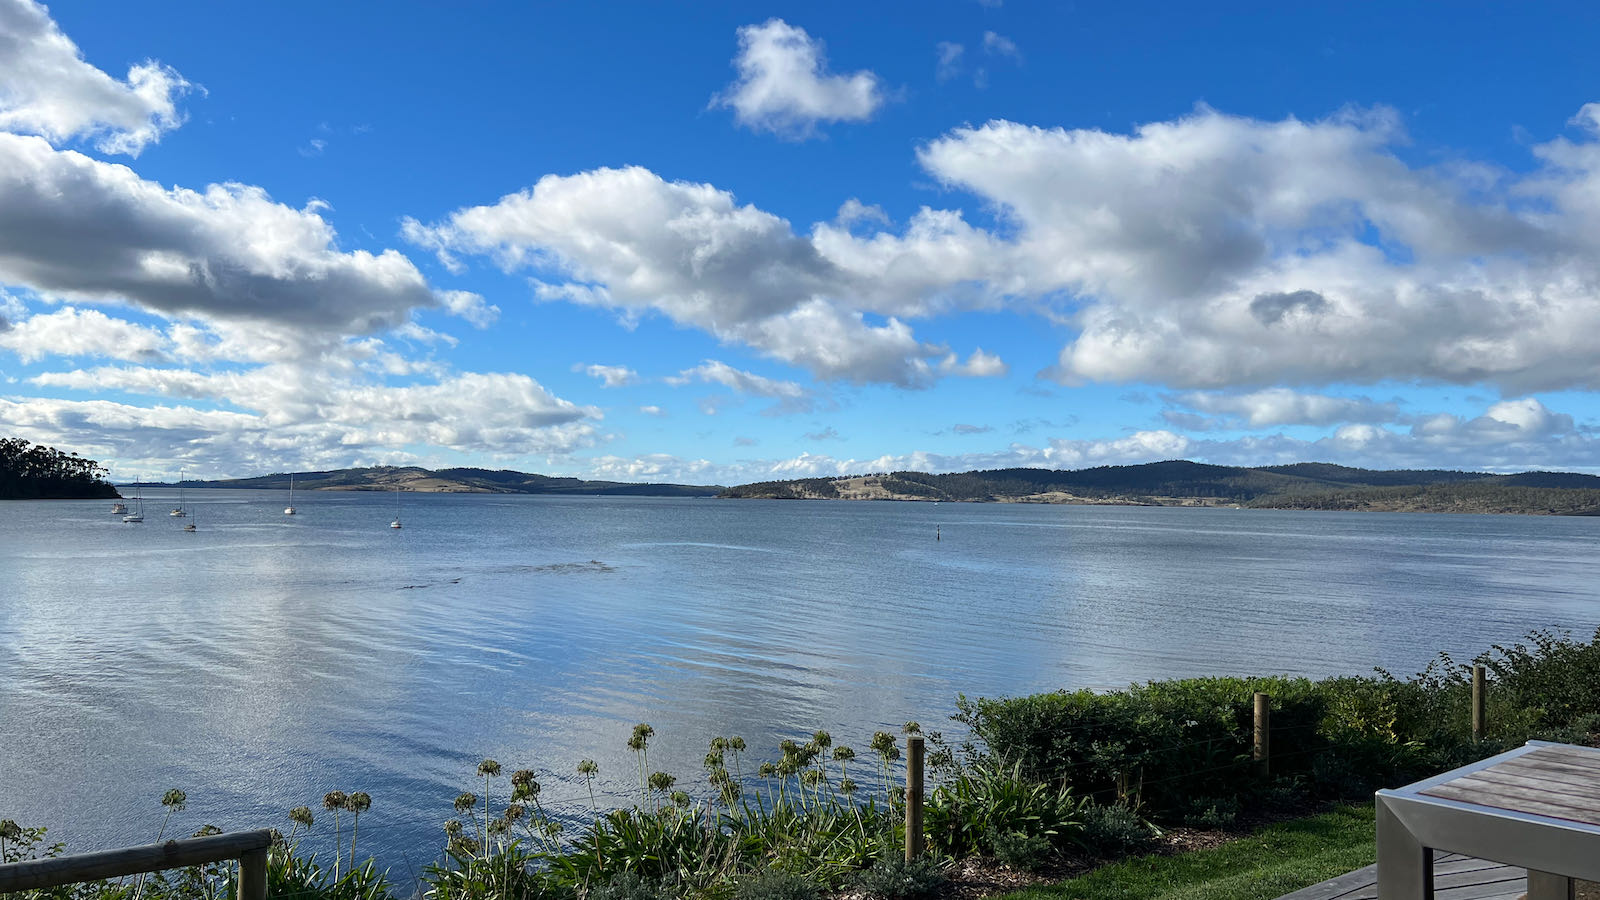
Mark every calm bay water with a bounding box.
[2,491,1598,871]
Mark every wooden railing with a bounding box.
[0,829,274,900]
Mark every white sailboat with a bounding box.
[389,485,402,529]
[183,507,197,532]
[122,479,144,523]
[284,473,296,515]
[169,470,187,517]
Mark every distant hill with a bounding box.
[719,461,1600,515]
[156,465,722,497]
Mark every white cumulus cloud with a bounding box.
[0,0,192,155]
[713,19,884,138]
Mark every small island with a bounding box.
[719,460,1600,516]
[0,438,120,500]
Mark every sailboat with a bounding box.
[169,470,187,517]
[122,479,144,523]
[183,507,197,532]
[390,485,402,529]
[284,474,296,516]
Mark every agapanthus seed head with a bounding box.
[779,739,800,756]
[162,789,188,810]
[543,821,563,837]
[454,792,477,812]
[288,807,314,827]
[670,791,691,809]
[627,735,646,751]
[322,791,347,811]
[840,778,858,794]
[449,836,480,856]
[800,769,824,787]
[757,762,777,778]
[902,721,922,736]
[345,792,371,813]
[647,771,676,793]
[730,736,746,752]
[510,769,536,787]
[504,803,525,822]
[703,751,725,770]
[192,825,221,838]
[487,818,508,836]
[577,759,599,776]
[512,780,541,801]
[631,723,654,741]
[812,730,832,749]
[0,820,22,840]
[833,746,856,762]
[709,737,728,752]
[444,819,463,836]
[477,759,501,778]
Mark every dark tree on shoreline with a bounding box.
[0,438,120,500]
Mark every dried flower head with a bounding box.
[512,780,541,801]
[0,820,22,840]
[832,746,856,762]
[504,803,526,822]
[670,791,691,809]
[902,721,922,736]
[345,792,372,813]
[709,737,728,752]
[454,792,477,813]
[812,730,833,749]
[444,819,464,836]
[647,771,676,793]
[477,760,501,778]
[322,791,348,811]
[449,836,480,856]
[288,807,314,828]
[703,750,725,770]
[730,736,746,752]
[487,818,508,836]
[577,759,599,776]
[757,762,777,778]
[839,778,858,795]
[510,769,537,788]
[800,769,824,787]
[162,789,188,810]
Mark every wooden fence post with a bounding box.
[1472,664,1487,742]
[905,735,925,861]
[238,847,267,900]
[1253,693,1271,778]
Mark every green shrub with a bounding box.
[1076,805,1155,858]
[991,831,1053,872]
[852,857,946,900]
[732,869,821,900]
[924,759,1082,858]
[586,871,672,900]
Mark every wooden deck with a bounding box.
[1277,851,1528,900]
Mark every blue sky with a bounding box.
[4,1,1600,483]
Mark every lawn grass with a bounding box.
[999,804,1377,900]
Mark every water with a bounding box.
[2,491,1598,872]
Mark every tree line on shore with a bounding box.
[0,438,118,500]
